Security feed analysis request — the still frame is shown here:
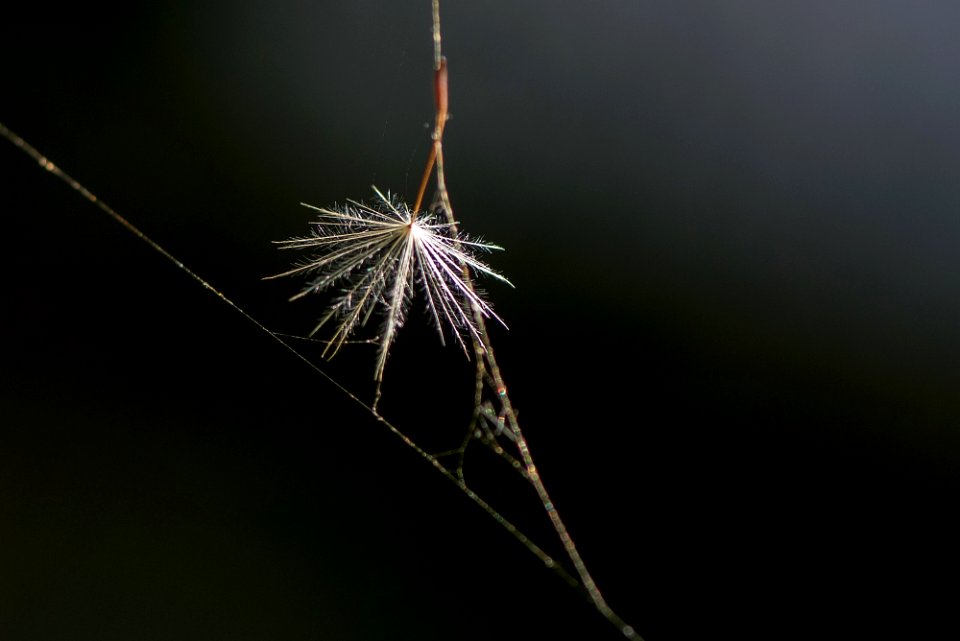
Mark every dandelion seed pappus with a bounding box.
[268,188,511,388]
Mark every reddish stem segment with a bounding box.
[412,57,448,216]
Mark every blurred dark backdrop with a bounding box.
[2,2,959,639]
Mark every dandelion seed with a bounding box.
[268,187,511,383]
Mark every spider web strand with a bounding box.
[0,119,578,595]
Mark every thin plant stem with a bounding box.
[425,2,639,637]
[412,58,447,216]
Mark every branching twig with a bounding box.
[425,2,639,637]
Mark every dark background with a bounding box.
[2,2,959,639]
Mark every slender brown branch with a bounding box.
[412,58,448,215]
[425,2,639,637]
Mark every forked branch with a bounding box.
[425,1,638,637]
